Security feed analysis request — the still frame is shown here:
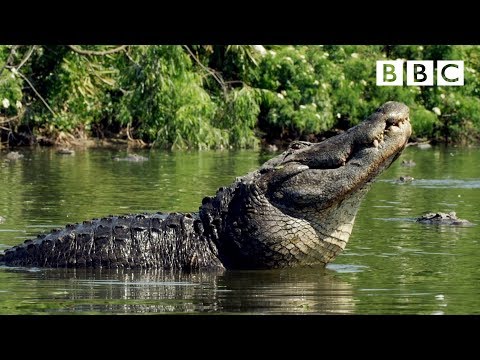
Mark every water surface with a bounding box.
[0,145,479,314]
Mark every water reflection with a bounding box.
[0,267,354,314]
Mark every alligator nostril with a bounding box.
[386,117,398,127]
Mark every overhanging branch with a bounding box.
[68,45,128,56]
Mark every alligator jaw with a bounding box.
[267,101,411,209]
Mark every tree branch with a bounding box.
[68,45,128,56]
[182,45,226,95]
[14,70,57,118]
[0,45,18,77]
[15,45,37,71]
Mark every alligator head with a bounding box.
[206,101,412,269]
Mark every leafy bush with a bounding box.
[2,44,480,147]
[410,107,440,139]
[252,46,335,136]
[0,46,24,119]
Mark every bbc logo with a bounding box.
[376,60,464,86]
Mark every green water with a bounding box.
[0,145,479,314]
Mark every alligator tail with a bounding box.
[0,213,223,270]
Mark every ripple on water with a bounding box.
[76,280,197,287]
[382,179,480,189]
[326,264,368,273]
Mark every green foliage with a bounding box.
[410,107,440,138]
[118,46,261,149]
[0,46,24,118]
[2,44,480,147]
[118,46,222,149]
[214,86,260,148]
[252,46,335,136]
[49,52,118,131]
[19,46,119,134]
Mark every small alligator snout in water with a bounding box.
[417,212,472,225]
[0,102,412,270]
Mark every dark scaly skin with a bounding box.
[1,213,223,269]
[0,102,412,270]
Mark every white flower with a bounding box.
[15,100,22,109]
[269,50,276,56]
[336,113,342,119]
[311,102,317,108]
[276,93,284,99]
[313,80,319,85]
[432,107,441,116]
[252,45,266,56]
[418,46,424,51]
[2,98,10,109]
[300,105,306,110]
[351,53,359,59]
[299,55,306,60]
[284,56,293,63]
[440,94,446,99]
[281,90,287,96]
[360,79,367,86]
[323,52,329,58]
[455,101,460,106]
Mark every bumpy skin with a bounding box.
[0,102,411,270]
[0,213,223,269]
[416,212,471,225]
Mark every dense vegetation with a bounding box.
[1,45,479,149]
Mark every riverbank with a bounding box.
[2,45,480,150]
[1,121,445,154]
[1,125,438,153]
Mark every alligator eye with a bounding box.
[289,141,311,150]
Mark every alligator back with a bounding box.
[0,212,223,270]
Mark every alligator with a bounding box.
[0,101,412,270]
[5,151,24,161]
[396,175,414,183]
[416,212,472,225]
[56,148,75,155]
[113,154,148,162]
[401,159,416,167]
